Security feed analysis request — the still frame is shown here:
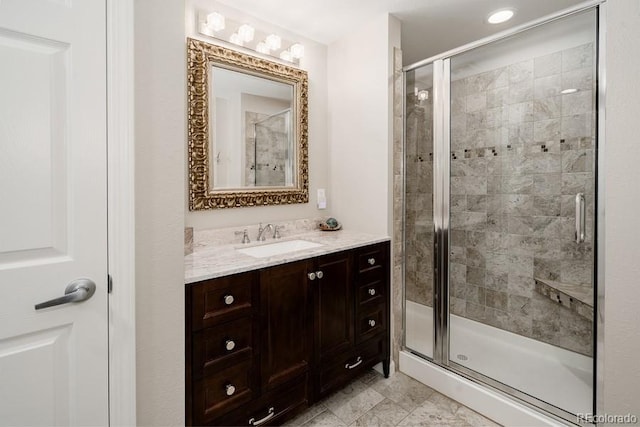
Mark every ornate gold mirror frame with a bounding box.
[187,38,309,210]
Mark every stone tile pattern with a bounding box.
[392,47,404,368]
[448,43,595,355]
[285,370,500,427]
[245,111,289,186]
[404,69,435,309]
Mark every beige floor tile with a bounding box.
[325,387,386,425]
[301,410,346,427]
[398,400,472,426]
[292,370,502,427]
[366,398,410,425]
[370,372,436,412]
[348,412,387,427]
[425,391,462,416]
[284,403,328,426]
[454,406,502,427]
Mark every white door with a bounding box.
[0,0,108,425]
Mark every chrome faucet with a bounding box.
[257,223,274,241]
[234,229,250,244]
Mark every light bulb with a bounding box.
[418,90,429,101]
[265,34,281,51]
[206,12,225,32]
[229,33,243,46]
[280,50,292,62]
[290,43,305,59]
[238,24,255,42]
[256,42,270,54]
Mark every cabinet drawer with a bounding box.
[216,376,308,426]
[356,279,385,307]
[356,304,385,343]
[356,243,387,274]
[191,271,256,331]
[193,359,255,424]
[192,317,253,378]
[318,337,385,397]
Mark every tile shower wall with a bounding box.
[448,43,595,355]
[404,73,434,309]
[244,111,288,186]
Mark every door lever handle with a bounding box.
[35,279,96,310]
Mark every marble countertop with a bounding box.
[185,229,390,284]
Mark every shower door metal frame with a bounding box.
[402,1,606,424]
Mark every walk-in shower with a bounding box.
[401,4,602,423]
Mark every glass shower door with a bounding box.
[404,63,435,359]
[446,9,597,417]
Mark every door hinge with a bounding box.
[108,274,113,294]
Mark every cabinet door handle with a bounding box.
[345,356,362,370]
[368,319,376,328]
[223,294,235,305]
[249,407,275,426]
[225,384,236,396]
[308,272,316,281]
[225,339,236,351]
[368,257,376,265]
[368,288,376,296]
[316,270,324,279]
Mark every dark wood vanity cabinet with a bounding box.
[186,241,390,426]
[259,260,312,392]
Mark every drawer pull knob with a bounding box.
[368,288,376,296]
[345,356,363,370]
[249,407,275,426]
[308,272,316,281]
[368,257,376,265]
[225,384,236,396]
[316,270,324,279]
[368,319,376,328]
[225,340,236,351]
[223,294,235,305]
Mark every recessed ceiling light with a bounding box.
[487,9,515,24]
[561,88,579,94]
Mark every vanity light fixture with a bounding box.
[238,24,255,42]
[265,34,282,51]
[256,42,270,54]
[487,8,515,24]
[197,11,303,65]
[229,33,243,46]
[280,50,292,62]
[290,43,305,59]
[206,12,225,32]
[561,88,579,94]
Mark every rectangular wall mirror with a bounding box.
[187,38,309,210]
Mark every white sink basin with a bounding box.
[237,239,323,258]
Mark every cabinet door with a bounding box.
[314,251,354,362]
[260,260,312,391]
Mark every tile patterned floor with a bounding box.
[285,370,501,426]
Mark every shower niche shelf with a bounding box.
[534,278,594,321]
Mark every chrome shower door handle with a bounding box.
[575,193,586,243]
[35,279,96,310]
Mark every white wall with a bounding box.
[603,0,640,418]
[134,0,185,424]
[185,0,330,230]
[327,14,401,235]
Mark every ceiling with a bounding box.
[216,0,585,65]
